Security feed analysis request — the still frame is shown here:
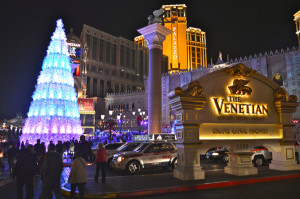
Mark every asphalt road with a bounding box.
[133,178,300,199]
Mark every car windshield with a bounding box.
[134,143,149,152]
[118,143,141,152]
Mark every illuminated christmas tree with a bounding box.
[21,19,82,146]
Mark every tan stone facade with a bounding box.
[169,64,300,180]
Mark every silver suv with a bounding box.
[107,142,142,167]
[111,142,177,174]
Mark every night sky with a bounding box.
[0,0,299,119]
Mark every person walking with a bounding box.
[94,143,107,184]
[68,151,87,199]
[0,146,5,172]
[78,135,91,162]
[14,145,39,199]
[40,143,63,199]
[8,143,18,176]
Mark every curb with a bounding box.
[61,173,300,198]
[118,173,300,198]
[61,183,117,198]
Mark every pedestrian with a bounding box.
[56,140,64,158]
[78,135,91,162]
[34,139,42,152]
[40,143,63,199]
[14,145,39,199]
[0,146,5,172]
[7,143,18,176]
[68,151,87,199]
[94,143,107,184]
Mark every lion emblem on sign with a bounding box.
[228,79,252,95]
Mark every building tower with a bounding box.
[21,19,82,146]
[134,4,207,72]
[294,10,300,46]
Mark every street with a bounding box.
[133,178,300,199]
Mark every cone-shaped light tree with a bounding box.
[21,19,82,146]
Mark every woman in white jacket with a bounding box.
[68,151,87,199]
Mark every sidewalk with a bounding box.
[61,164,300,198]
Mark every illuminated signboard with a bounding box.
[67,43,81,58]
[211,79,269,116]
[197,70,281,140]
[78,98,94,113]
[172,26,177,60]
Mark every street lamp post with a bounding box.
[105,110,115,143]
[117,114,124,135]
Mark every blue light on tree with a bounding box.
[21,19,82,146]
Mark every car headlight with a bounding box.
[117,156,125,162]
[212,152,219,156]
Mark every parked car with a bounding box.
[206,147,229,163]
[104,143,124,150]
[250,146,272,166]
[112,142,177,174]
[92,142,125,157]
[107,142,142,167]
[205,146,272,166]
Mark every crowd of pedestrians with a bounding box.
[0,133,111,199]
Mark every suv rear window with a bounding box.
[105,143,123,150]
[134,143,150,152]
[118,143,141,152]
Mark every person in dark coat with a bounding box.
[55,140,64,157]
[34,139,42,152]
[14,145,39,199]
[8,143,18,176]
[40,143,63,199]
[78,135,91,162]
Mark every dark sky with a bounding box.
[0,0,299,119]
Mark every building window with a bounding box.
[100,80,104,97]
[131,74,136,81]
[87,76,90,96]
[93,78,97,97]
[178,9,184,17]
[99,39,104,62]
[132,49,136,69]
[86,64,90,71]
[106,42,110,64]
[86,34,90,48]
[112,44,116,65]
[165,10,171,17]
[126,47,130,68]
[115,83,119,93]
[105,69,110,75]
[92,37,97,60]
[139,51,144,79]
[120,45,125,66]
[91,66,96,72]
[121,84,125,92]
[120,71,125,78]
[126,73,130,79]
[107,81,112,93]
[127,85,130,92]
[112,70,116,76]
[97,67,103,74]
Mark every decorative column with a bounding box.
[169,81,206,180]
[138,23,171,135]
[269,89,300,170]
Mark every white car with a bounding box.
[250,146,272,166]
